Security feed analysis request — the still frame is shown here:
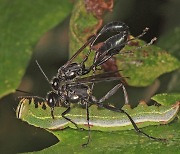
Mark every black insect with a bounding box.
[17,72,130,146]
[46,82,129,147]
[18,80,165,147]
[47,21,150,94]
[47,21,130,92]
[36,21,132,109]
[17,21,163,146]
[33,21,131,114]
[18,21,132,121]
[44,81,165,146]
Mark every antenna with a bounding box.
[16,89,46,102]
[35,60,50,83]
[135,37,157,50]
[17,95,45,101]
[16,89,34,95]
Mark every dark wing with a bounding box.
[66,70,129,84]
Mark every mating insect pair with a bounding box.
[17,21,165,146]
[32,21,130,118]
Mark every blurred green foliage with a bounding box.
[0,0,73,98]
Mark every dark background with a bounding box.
[0,0,180,153]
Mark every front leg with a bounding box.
[61,106,82,130]
[50,107,55,119]
[81,100,91,147]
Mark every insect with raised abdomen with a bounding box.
[17,21,161,146]
[49,21,130,92]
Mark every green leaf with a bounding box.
[152,93,180,106]
[17,98,180,153]
[69,0,98,63]
[0,0,73,98]
[37,123,180,154]
[157,26,180,92]
[158,27,180,60]
[69,1,180,87]
[116,39,180,86]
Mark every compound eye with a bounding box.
[52,78,59,90]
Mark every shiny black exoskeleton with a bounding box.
[46,83,93,109]
[50,21,129,92]
[44,81,165,147]
[17,21,164,147]
[45,82,123,129]
[90,21,129,67]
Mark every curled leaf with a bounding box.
[151,93,180,106]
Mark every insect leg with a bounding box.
[122,84,129,105]
[61,106,81,130]
[97,103,166,141]
[51,107,55,119]
[98,83,129,105]
[98,83,123,103]
[134,37,157,50]
[82,101,91,147]
[80,46,93,65]
[63,35,96,68]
